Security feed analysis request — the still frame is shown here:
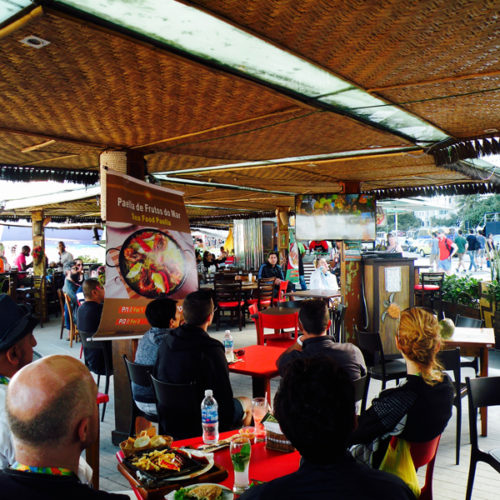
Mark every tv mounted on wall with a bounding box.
[295,193,376,241]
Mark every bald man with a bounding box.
[1,355,128,499]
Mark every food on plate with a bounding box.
[174,484,223,499]
[132,448,182,472]
[119,428,173,457]
[121,229,185,298]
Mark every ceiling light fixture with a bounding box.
[19,35,50,49]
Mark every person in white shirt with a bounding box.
[309,258,338,290]
[57,241,74,269]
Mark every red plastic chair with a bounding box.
[256,310,298,347]
[388,434,441,500]
[273,280,289,304]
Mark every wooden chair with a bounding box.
[63,292,79,347]
[213,281,245,331]
[455,314,484,376]
[150,375,201,440]
[122,355,158,437]
[247,277,275,311]
[437,348,467,465]
[465,376,500,500]
[57,289,66,339]
[356,329,407,412]
[256,310,298,347]
[414,272,444,319]
[80,331,113,421]
[387,434,442,500]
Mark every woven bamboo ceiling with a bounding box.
[0,0,499,224]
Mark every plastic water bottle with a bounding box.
[201,389,219,444]
[223,330,234,363]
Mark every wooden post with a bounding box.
[99,150,145,446]
[31,210,47,324]
[276,207,290,270]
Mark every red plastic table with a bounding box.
[228,345,286,403]
[175,430,301,489]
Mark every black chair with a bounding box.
[214,281,245,331]
[465,376,500,500]
[122,355,158,437]
[414,272,444,319]
[150,375,201,440]
[437,348,467,465]
[79,331,113,421]
[456,314,484,377]
[356,329,407,412]
[331,304,347,342]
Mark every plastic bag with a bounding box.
[379,438,420,497]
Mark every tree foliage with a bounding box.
[455,194,500,229]
[380,212,423,232]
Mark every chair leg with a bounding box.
[465,457,478,500]
[101,375,111,422]
[456,402,461,465]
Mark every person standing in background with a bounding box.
[454,229,467,273]
[57,241,74,270]
[429,232,439,271]
[437,229,457,275]
[466,229,478,272]
[475,231,486,270]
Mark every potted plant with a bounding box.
[441,274,481,319]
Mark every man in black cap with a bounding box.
[0,294,38,468]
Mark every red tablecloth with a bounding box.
[175,430,301,488]
[228,345,285,378]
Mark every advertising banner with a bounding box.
[96,171,197,336]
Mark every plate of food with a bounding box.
[166,483,233,499]
[123,447,214,488]
[110,228,187,298]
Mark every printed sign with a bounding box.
[96,171,197,335]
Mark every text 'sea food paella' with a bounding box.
[120,229,186,298]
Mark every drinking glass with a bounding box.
[230,436,251,494]
[252,397,269,440]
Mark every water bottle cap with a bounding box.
[225,330,231,334]
[204,389,213,397]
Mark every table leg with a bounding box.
[479,347,489,436]
[252,376,271,405]
[86,419,100,489]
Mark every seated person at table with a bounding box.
[240,357,414,500]
[309,257,338,290]
[77,279,113,374]
[62,261,81,330]
[14,246,32,282]
[0,294,38,469]
[277,299,366,381]
[133,297,182,415]
[258,251,284,283]
[1,355,128,499]
[154,291,252,433]
[349,307,454,468]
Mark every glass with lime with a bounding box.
[230,436,251,494]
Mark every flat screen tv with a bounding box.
[295,193,376,241]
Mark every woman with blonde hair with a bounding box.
[350,307,454,467]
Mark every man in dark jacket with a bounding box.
[277,300,366,380]
[154,291,251,432]
[240,357,414,500]
[258,251,284,282]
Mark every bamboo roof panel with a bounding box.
[0,11,301,148]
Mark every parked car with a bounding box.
[413,237,432,256]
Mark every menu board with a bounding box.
[96,171,197,336]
